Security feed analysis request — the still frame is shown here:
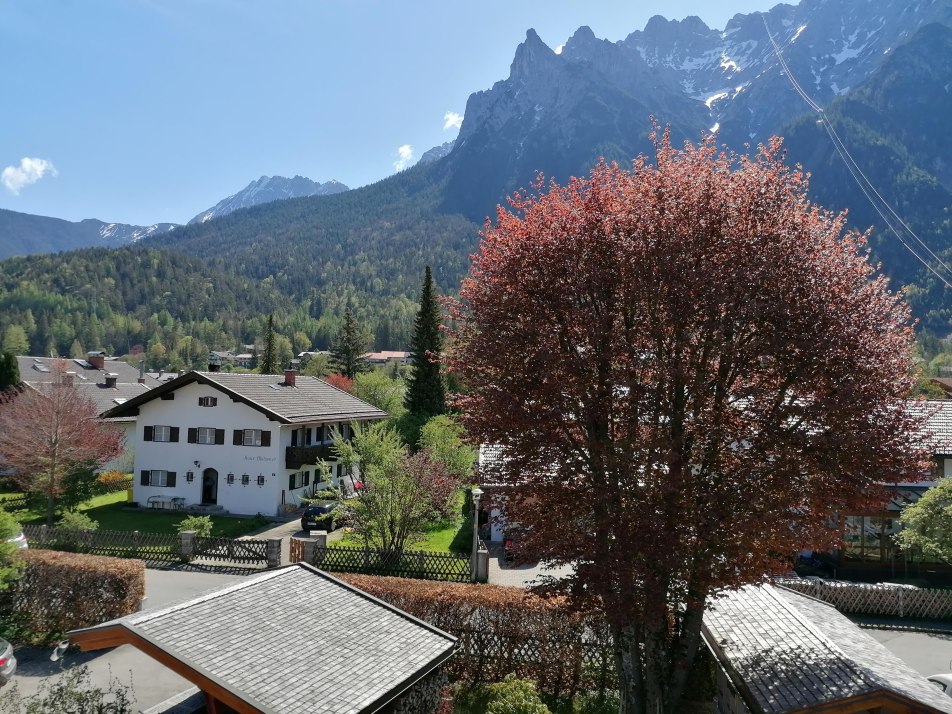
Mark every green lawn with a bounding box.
[7,491,268,538]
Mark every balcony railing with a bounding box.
[285,444,336,469]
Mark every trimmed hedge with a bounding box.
[338,574,615,698]
[0,549,145,643]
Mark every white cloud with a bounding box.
[393,144,414,171]
[1,157,58,195]
[443,111,463,131]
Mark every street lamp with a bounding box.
[471,487,483,582]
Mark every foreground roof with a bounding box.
[100,370,389,424]
[69,564,456,714]
[703,584,952,714]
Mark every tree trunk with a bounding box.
[613,623,642,714]
[46,491,55,527]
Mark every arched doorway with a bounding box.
[201,468,218,505]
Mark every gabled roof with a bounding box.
[16,355,161,387]
[76,382,152,420]
[703,584,952,714]
[69,563,456,714]
[100,371,389,424]
[911,399,952,457]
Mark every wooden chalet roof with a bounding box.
[69,564,456,714]
[703,584,952,714]
[100,370,389,424]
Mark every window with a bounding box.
[288,471,311,490]
[188,427,225,445]
[140,470,177,487]
[144,425,179,442]
[198,396,218,407]
[232,429,271,447]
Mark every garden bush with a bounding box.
[0,549,144,644]
[96,470,134,493]
[58,511,99,531]
[338,574,615,699]
[455,676,551,714]
[176,514,213,537]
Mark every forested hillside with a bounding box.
[783,23,952,331]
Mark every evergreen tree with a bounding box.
[404,266,446,419]
[0,352,20,391]
[259,314,279,375]
[331,310,370,379]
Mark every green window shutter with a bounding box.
[140,470,150,486]
[233,430,243,446]
[289,474,295,490]
[187,428,197,443]
[261,431,271,447]
[215,429,225,445]
[144,426,154,441]
[169,427,180,442]
[167,471,177,487]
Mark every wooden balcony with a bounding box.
[285,444,336,469]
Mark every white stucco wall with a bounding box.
[132,381,358,515]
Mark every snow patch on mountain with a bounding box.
[188,176,349,225]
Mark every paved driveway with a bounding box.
[6,568,249,712]
[486,542,574,588]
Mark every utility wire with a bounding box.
[762,16,952,289]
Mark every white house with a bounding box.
[101,368,388,516]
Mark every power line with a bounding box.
[761,16,952,290]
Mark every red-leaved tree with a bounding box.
[0,362,124,526]
[447,130,927,713]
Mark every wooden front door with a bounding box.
[202,468,218,505]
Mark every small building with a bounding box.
[703,584,952,714]
[366,351,413,365]
[68,563,457,714]
[100,369,388,515]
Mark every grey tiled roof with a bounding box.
[910,399,952,456]
[703,584,952,714]
[101,371,389,424]
[76,382,152,418]
[198,372,388,423]
[73,564,456,714]
[16,355,160,387]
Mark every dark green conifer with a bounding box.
[0,352,20,391]
[404,266,446,419]
[259,314,279,375]
[331,310,370,379]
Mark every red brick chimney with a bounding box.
[86,351,105,370]
[284,368,296,387]
[105,373,118,388]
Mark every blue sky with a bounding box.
[0,0,782,226]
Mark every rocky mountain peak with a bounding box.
[509,28,559,81]
[188,175,349,225]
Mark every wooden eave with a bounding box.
[70,625,267,713]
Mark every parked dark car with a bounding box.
[0,638,16,686]
[301,503,337,532]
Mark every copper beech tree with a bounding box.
[447,132,927,713]
[0,362,123,526]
